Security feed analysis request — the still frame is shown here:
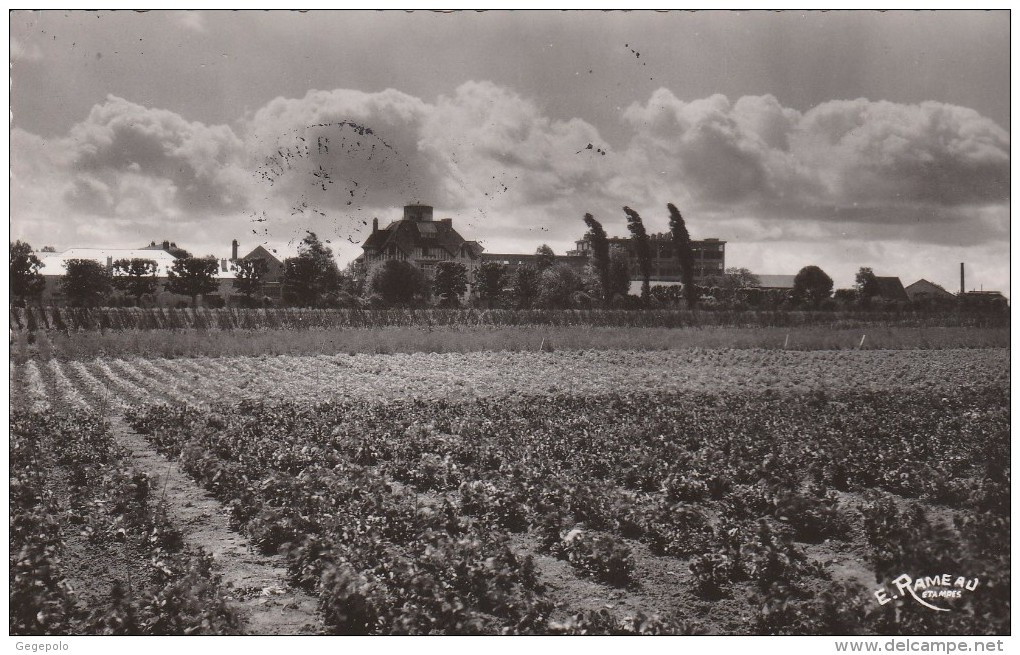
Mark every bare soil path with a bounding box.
[106,414,322,635]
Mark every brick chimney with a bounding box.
[231,239,239,261]
[372,217,378,233]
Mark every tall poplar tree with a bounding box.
[622,206,651,300]
[667,203,697,309]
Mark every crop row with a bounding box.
[10,412,240,635]
[125,386,1009,634]
[11,348,1010,414]
[10,306,1007,334]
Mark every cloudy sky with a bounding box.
[10,10,1010,295]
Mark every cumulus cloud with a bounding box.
[622,89,1010,245]
[420,81,615,209]
[11,96,251,251]
[232,81,630,250]
[623,92,810,205]
[795,99,1009,206]
[9,82,1010,292]
[66,95,249,214]
[242,87,436,214]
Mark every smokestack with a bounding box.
[960,262,965,294]
[372,217,378,233]
[231,239,238,260]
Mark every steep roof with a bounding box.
[242,245,283,264]
[362,229,389,250]
[874,276,909,301]
[462,241,484,259]
[905,278,954,299]
[361,214,479,259]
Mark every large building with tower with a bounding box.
[355,204,485,282]
[356,203,726,289]
[568,233,726,285]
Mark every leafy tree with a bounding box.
[302,231,342,304]
[582,213,611,303]
[737,286,765,307]
[282,257,317,306]
[474,261,507,308]
[582,259,603,300]
[793,265,834,306]
[298,231,338,274]
[535,244,555,272]
[607,246,632,300]
[537,263,583,309]
[233,258,268,304]
[623,206,652,299]
[433,261,468,307]
[10,241,46,304]
[40,245,57,253]
[165,257,219,308]
[724,268,760,289]
[704,267,761,290]
[168,244,191,259]
[342,261,366,297]
[61,259,112,307]
[833,288,859,304]
[667,203,697,309]
[511,265,540,309]
[111,258,159,302]
[367,260,426,306]
[855,267,880,303]
[649,284,685,306]
[281,232,343,307]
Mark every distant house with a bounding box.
[228,241,285,300]
[753,274,796,291]
[961,290,1007,301]
[37,247,179,278]
[34,240,285,305]
[36,247,181,304]
[959,290,1008,309]
[873,276,909,302]
[905,279,955,302]
[356,204,484,285]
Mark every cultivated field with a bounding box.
[9,316,1011,635]
[9,348,1010,412]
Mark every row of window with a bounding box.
[652,262,724,276]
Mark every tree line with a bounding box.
[9,203,1006,313]
[10,241,265,309]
